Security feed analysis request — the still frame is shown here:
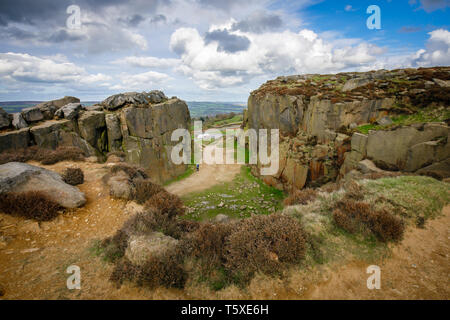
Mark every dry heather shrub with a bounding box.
[0,191,62,221]
[284,188,317,206]
[109,163,148,180]
[40,147,85,165]
[101,230,128,262]
[133,179,163,204]
[182,222,234,270]
[110,246,187,289]
[224,214,306,282]
[333,199,405,242]
[344,181,364,200]
[144,191,185,218]
[0,146,82,165]
[61,167,84,186]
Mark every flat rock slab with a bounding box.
[0,162,86,208]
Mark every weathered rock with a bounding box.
[0,128,30,153]
[105,114,122,152]
[102,92,149,110]
[357,159,385,174]
[125,233,178,266]
[146,90,168,104]
[21,107,44,123]
[85,104,104,111]
[0,107,11,129]
[55,103,82,120]
[78,111,107,152]
[34,96,80,120]
[281,158,308,189]
[0,162,86,208]
[433,78,450,88]
[12,113,28,129]
[107,171,133,200]
[342,77,371,92]
[367,124,449,170]
[30,120,74,149]
[377,116,393,126]
[351,133,368,156]
[415,158,450,180]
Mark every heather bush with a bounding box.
[133,179,163,204]
[224,214,306,283]
[333,199,405,242]
[109,163,148,180]
[61,167,84,186]
[110,246,187,289]
[182,222,234,271]
[144,190,185,218]
[284,188,317,206]
[0,191,62,221]
[0,146,84,165]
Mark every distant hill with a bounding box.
[0,100,247,118]
[187,101,246,118]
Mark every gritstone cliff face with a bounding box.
[245,67,450,190]
[0,90,191,183]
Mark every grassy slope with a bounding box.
[284,176,450,269]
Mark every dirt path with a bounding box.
[166,136,242,196]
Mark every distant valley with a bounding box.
[0,101,246,118]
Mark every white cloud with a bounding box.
[344,5,356,12]
[0,52,111,85]
[169,26,385,89]
[412,29,450,66]
[116,56,180,68]
[110,70,171,91]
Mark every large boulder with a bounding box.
[34,96,80,120]
[0,107,11,129]
[0,128,30,153]
[367,124,449,170]
[102,92,149,110]
[125,232,179,266]
[0,162,86,208]
[12,113,28,130]
[342,77,371,92]
[55,103,82,120]
[21,106,44,123]
[415,158,450,180]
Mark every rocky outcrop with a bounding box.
[247,67,450,189]
[0,162,86,208]
[33,96,80,120]
[0,90,191,183]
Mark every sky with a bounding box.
[0,0,449,102]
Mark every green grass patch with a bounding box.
[355,107,450,134]
[362,175,450,221]
[182,166,285,221]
